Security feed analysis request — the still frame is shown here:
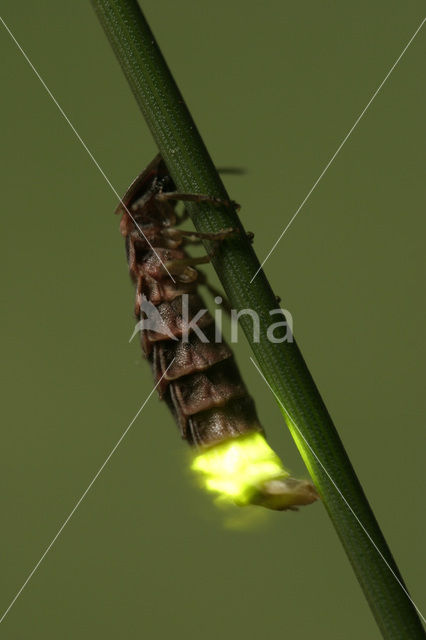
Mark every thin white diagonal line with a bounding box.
[250,356,426,624]
[0,15,176,283]
[0,360,175,625]
[250,16,426,283]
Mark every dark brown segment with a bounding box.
[141,275,196,307]
[115,154,164,216]
[172,360,247,417]
[158,324,232,380]
[146,293,214,342]
[187,397,263,447]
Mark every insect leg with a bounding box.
[164,255,211,278]
[179,228,236,241]
[155,191,241,211]
[162,227,236,245]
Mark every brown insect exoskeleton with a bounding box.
[116,155,318,511]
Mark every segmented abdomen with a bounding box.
[134,247,263,449]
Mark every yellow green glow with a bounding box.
[191,432,289,506]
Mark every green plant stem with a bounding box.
[91,1,425,637]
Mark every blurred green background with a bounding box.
[1,2,425,638]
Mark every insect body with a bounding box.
[117,155,318,511]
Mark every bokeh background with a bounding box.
[1,1,425,638]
